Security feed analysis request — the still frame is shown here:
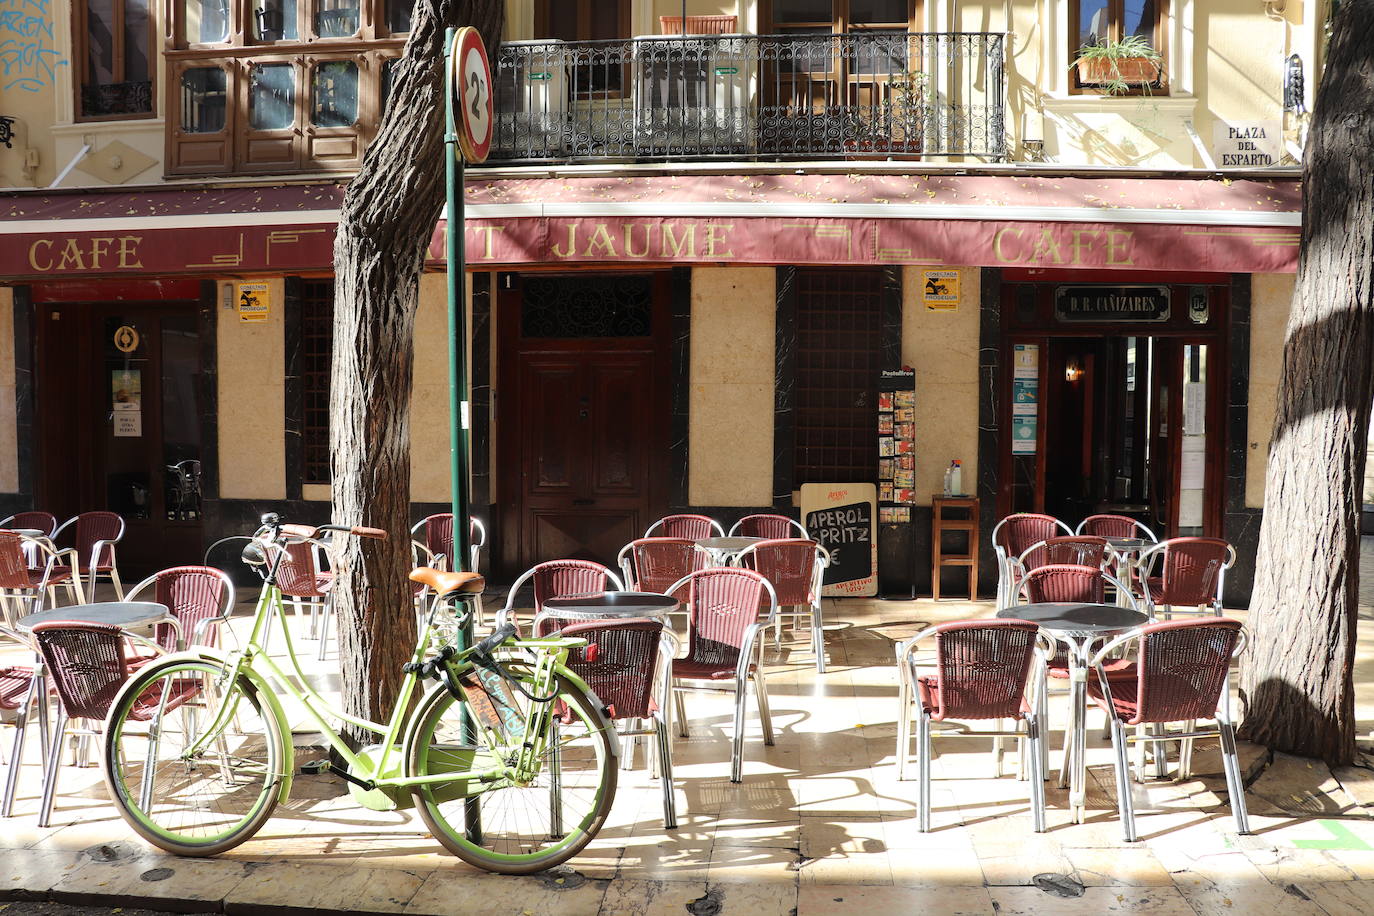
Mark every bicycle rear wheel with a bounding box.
[103,657,286,856]
[406,664,616,874]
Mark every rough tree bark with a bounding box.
[1238,6,1374,765]
[329,0,503,746]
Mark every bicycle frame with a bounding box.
[182,543,600,810]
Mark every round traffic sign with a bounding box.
[451,26,494,163]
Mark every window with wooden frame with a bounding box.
[300,278,334,486]
[535,0,630,96]
[1070,1,1168,94]
[793,268,884,485]
[76,0,156,120]
[765,0,919,34]
[164,1,409,176]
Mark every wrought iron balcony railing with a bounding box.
[487,32,1006,164]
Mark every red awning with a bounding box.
[0,173,1301,280]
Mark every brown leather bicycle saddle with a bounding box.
[409,567,485,596]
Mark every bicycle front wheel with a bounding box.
[406,665,617,874]
[103,657,287,856]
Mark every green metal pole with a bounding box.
[445,30,472,574]
[443,26,481,847]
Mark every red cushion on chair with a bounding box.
[0,666,34,711]
[1046,657,1134,679]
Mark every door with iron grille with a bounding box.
[497,273,672,575]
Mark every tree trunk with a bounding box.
[1238,6,1374,765]
[330,0,504,746]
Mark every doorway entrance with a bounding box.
[35,291,207,579]
[999,277,1228,539]
[496,272,672,575]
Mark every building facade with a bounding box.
[0,1,1327,601]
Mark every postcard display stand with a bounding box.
[876,368,917,598]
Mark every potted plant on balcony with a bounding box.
[842,70,927,156]
[1072,35,1164,95]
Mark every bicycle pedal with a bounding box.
[299,760,330,775]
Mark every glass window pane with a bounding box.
[86,1,117,83]
[161,315,202,521]
[314,1,359,38]
[774,0,833,23]
[253,0,298,41]
[850,0,907,24]
[1124,0,1157,42]
[123,0,150,81]
[312,60,358,127]
[183,0,229,42]
[386,0,412,33]
[180,67,227,132]
[250,63,295,129]
[589,1,618,40]
[1078,0,1110,46]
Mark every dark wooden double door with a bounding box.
[35,299,206,578]
[497,273,672,576]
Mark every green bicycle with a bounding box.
[100,514,618,874]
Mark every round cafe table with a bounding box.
[18,600,174,634]
[539,592,679,624]
[694,536,762,566]
[998,601,1147,823]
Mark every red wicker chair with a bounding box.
[666,568,778,783]
[1135,537,1236,619]
[735,538,830,673]
[992,514,1072,608]
[52,512,126,600]
[0,512,58,538]
[1087,617,1249,841]
[1075,514,1157,542]
[30,620,184,826]
[557,617,678,828]
[1016,536,1110,575]
[1,623,47,818]
[497,559,625,637]
[125,566,235,651]
[895,620,1047,832]
[728,514,808,539]
[0,530,84,627]
[618,537,705,592]
[644,514,725,540]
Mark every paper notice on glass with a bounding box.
[1012,378,1038,415]
[1183,382,1206,435]
[1180,440,1206,489]
[114,410,142,438]
[1012,416,1037,454]
[1013,343,1039,379]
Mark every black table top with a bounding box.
[542,592,679,617]
[18,601,171,632]
[998,602,1147,633]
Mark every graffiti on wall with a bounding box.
[0,0,67,92]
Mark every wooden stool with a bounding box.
[932,496,979,600]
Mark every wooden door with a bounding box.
[498,273,671,575]
[36,304,206,579]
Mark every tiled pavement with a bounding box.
[3,547,1374,915]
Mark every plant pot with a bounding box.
[1075,56,1161,88]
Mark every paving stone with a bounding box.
[797,884,996,915]
[988,885,1197,914]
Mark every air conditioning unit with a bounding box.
[633,34,756,155]
[493,39,569,159]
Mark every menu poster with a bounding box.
[1012,344,1040,455]
[802,483,878,597]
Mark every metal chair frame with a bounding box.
[411,515,488,625]
[1,622,50,818]
[727,514,809,539]
[666,568,778,783]
[52,512,127,601]
[732,539,831,673]
[992,514,1073,609]
[496,560,626,636]
[1134,538,1236,620]
[1088,619,1250,841]
[0,513,59,537]
[895,620,1048,832]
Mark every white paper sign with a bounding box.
[1212,121,1281,168]
[114,411,143,437]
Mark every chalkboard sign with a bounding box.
[801,483,878,597]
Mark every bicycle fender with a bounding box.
[139,648,297,804]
